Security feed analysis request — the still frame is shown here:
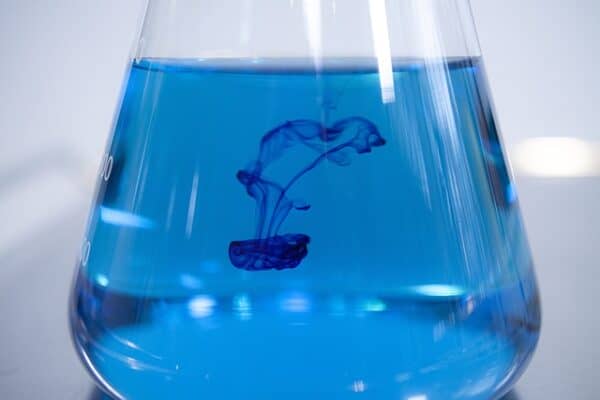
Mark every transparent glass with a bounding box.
[69,1,541,399]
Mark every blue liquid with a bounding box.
[71,58,540,399]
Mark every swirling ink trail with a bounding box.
[229,117,386,271]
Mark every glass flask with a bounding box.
[69,1,541,399]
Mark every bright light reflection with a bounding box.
[411,284,465,298]
[361,298,387,312]
[302,0,322,70]
[514,137,599,177]
[280,292,311,313]
[462,294,476,313]
[368,0,395,103]
[351,380,367,393]
[188,295,216,318]
[185,172,200,237]
[96,274,109,287]
[126,357,144,371]
[233,294,252,320]
[407,395,427,400]
[100,206,155,229]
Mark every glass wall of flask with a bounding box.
[69,1,541,399]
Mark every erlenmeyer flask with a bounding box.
[70,1,541,399]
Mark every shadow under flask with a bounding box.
[69,1,541,399]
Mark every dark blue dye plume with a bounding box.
[229,117,386,271]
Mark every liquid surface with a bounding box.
[71,58,540,399]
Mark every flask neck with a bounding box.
[135,0,480,61]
